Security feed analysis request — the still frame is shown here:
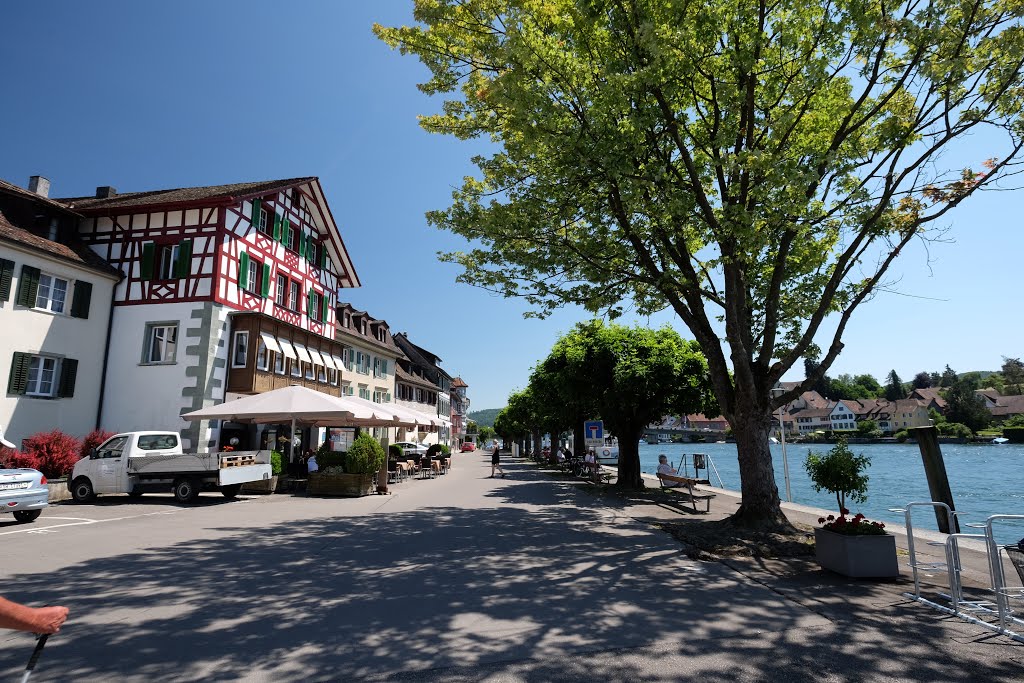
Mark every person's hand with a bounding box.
[29,606,69,634]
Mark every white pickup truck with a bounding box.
[69,431,272,504]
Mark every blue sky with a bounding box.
[2,2,1020,411]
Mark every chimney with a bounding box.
[95,186,117,198]
[28,176,50,198]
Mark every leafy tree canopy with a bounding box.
[377,0,1024,525]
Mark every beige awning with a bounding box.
[319,351,338,370]
[291,342,313,364]
[308,347,329,368]
[259,332,282,355]
[277,338,298,360]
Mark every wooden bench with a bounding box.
[656,472,716,513]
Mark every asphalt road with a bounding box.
[2,453,1022,682]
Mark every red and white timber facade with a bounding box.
[62,177,359,449]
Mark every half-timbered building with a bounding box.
[58,177,360,450]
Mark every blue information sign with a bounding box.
[584,420,604,446]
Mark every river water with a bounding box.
[638,441,1024,544]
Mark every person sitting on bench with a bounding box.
[657,454,680,486]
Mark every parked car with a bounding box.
[393,441,428,457]
[460,442,476,452]
[0,467,48,523]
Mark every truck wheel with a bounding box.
[127,488,144,499]
[173,478,199,504]
[220,484,242,499]
[14,510,41,523]
[71,477,96,503]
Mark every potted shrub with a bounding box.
[805,438,899,578]
[308,434,384,497]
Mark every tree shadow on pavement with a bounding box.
[0,468,1020,682]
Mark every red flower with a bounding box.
[841,508,850,515]
[854,513,865,519]
[818,517,826,524]
[826,515,835,521]
[878,523,885,529]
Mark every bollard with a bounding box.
[912,426,960,534]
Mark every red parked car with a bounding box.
[460,442,476,452]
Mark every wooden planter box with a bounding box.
[308,472,375,497]
[815,528,899,578]
[240,475,279,494]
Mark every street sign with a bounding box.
[584,420,604,448]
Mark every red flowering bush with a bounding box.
[80,429,116,460]
[22,430,82,479]
[816,511,887,536]
[0,447,40,470]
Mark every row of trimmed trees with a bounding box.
[494,321,716,488]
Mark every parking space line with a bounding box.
[0,509,187,536]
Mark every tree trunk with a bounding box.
[614,423,645,489]
[729,407,792,530]
[573,423,585,457]
[532,430,543,460]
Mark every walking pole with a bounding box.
[21,634,49,683]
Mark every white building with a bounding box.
[0,177,121,446]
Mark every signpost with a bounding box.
[584,420,604,449]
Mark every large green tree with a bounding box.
[377,1,1024,528]
[534,321,715,487]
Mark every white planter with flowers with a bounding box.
[806,438,901,579]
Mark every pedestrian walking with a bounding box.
[490,444,506,478]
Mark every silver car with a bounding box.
[0,468,48,523]
[393,441,428,457]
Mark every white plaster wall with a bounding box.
[0,245,117,445]
[99,301,206,437]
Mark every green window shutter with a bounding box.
[306,291,314,317]
[261,263,271,298]
[250,199,261,227]
[139,243,155,280]
[321,295,329,323]
[15,265,40,307]
[7,352,30,395]
[70,281,93,319]
[283,218,291,246]
[318,245,326,269]
[175,239,192,279]
[272,213,282,241]
[0,258,14,302]
[239,252,250,289]
[57,358,78,398]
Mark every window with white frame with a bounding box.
[157,244,180,281]
[342,347,353,370]
[256,340,269,371]
[342,382,353,396]
[274,351,285,375]
[290,357,301,378]
[257,207,269,234]
[373,358,381,378]
[35,273,68,313]
[143,323,178,364]
[246,258,261,294]
[358,385,370,400]
[232,331,249,368]
[317,362,326,383]
[289,280,300,311]
[327,367,337,385]
[26,356,58,397]
[275,273,287,306]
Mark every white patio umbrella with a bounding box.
[180,385,404,460]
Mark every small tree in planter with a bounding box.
[345,434,385,475]
[308,434,383,497]
[804,438,897,577]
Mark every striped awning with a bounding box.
[276,338,298,360]
[259,332,282,355]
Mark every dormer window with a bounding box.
[361,319,367,334]
[342,311,351,328]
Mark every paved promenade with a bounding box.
[1,452,1022,681]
